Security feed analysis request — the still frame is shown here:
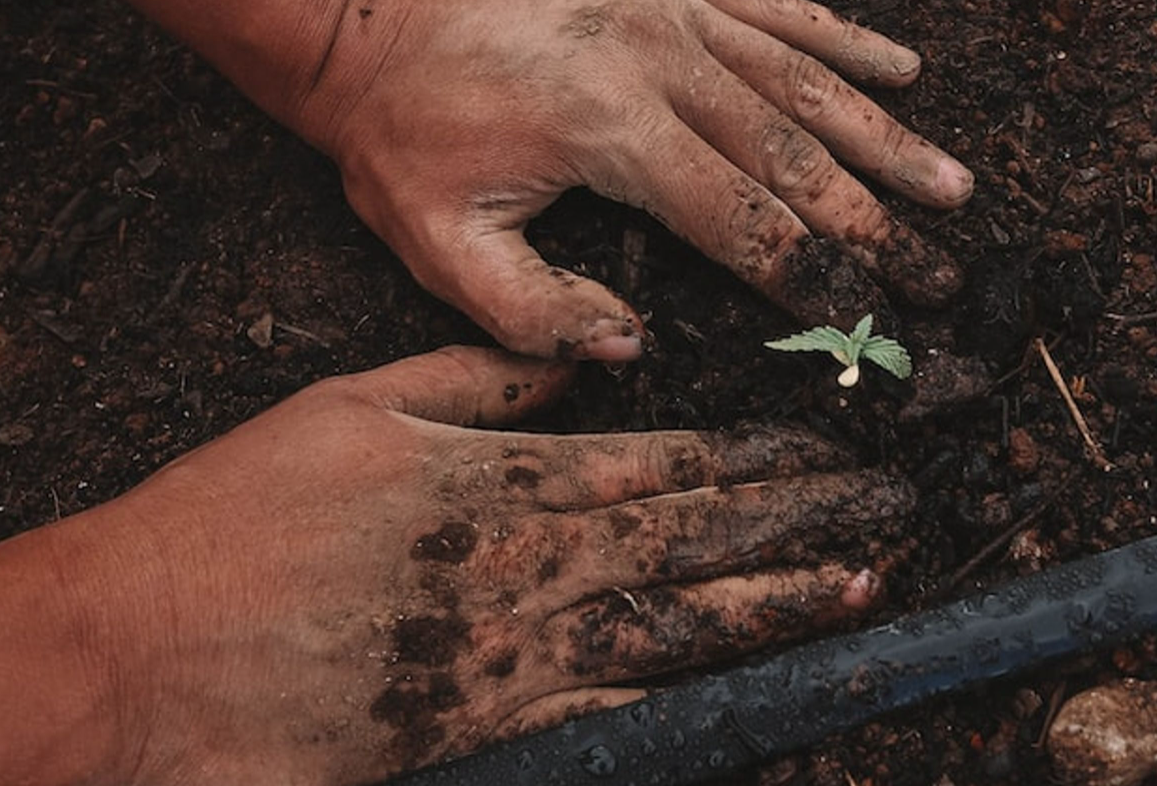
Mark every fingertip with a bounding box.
[890,47,922,84]
[582,318,645,362]
[359,345,576,426]
[935,157,976,208]
[840,568,883,612]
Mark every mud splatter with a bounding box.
[394,614,471,667]
[504,465,542,489]
[483,650,519,678]
[411,521,478,564]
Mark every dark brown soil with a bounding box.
[2,1,1155,784]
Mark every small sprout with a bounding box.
[764,314,912,388]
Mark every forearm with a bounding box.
[122,0,349,149]
[0,511,147,786]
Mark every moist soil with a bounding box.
[2,1,1155,784]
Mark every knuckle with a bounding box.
[718,176,805,289]
[298,374,369,409]
[787,56,841,123]
[774,129,838,200]
[877,118,915,166]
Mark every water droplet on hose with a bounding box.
[516,749,535,771]
[671,729,687,749]
[641,738,657,756]
[709,749,727,768]
[629,702,656,728]
[579,745,617,776]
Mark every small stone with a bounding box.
[1075,167,1102,183]
[82,116,108,142]
[1009,528,1055,572]
[1043,229,1089,256]
[1055,0,1089,25]
[1013,688,1044,719]
[1136,142,1157,166]
[1049,679,1157,786]
[1008,427,1041,475]
[53,96,78,125]
[0,422,34,447]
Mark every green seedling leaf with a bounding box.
[765,313,913,386]
[845,314,874,365]
[764,325,849,355]
[861,335,913,379]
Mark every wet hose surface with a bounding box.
[380,535,1157,786]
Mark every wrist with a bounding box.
[124,0,413,158]
[0,505,157,786]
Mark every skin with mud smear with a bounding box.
[363,422,915,771]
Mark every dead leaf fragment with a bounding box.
[247,312,274,349]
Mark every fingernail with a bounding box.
[840,569,882,611]
[893,48,922,77]
[936,157,975,205]
[584,319,643,362]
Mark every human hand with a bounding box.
[5,347,914,785]
[295,0,973,359]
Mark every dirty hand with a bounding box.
[1,346,914,786]
[312,0,974,359]
[132,0,975,361]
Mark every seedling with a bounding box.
[764,314,912,388]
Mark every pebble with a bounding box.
[1008,427,1041,475]
[1048,679,1157,786]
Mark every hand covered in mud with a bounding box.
[295,0,974,359]
[2,347,915,785]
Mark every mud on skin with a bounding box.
[357,425,917,773]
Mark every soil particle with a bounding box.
[1008,427,1042,475]
[410,521,478,564]
[665,444,709,489]
[504,465,542,489]
[1048,678,1157,786]
[537,556,560,583]
[393,614,471,667]
[483,650,519,678]
[369,672,464,763]
[418,570,461,611]
[899,351,992,422]
[608,508,643,539]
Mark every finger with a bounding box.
[469,471,913,611]
[669,52,893,248]
[696,10,974,209]
[542,564,881,682]
[413,220,645,362]
[347,345,573,426]
[705,0,923,88]
[480,424,853,511]
[664,48,962,306]
[494,687,647,741]
[568,471,912,592]
[596,110,808,298]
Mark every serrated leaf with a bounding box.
[764,325,850,355]
[850,314,874,345]
[844,314,874,365]
[862,336,913,379]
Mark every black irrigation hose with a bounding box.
[381,534,1157,786]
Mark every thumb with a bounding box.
[409,222,645,362]
[348,345,575,427]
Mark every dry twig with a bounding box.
[1035,338,1113,471]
